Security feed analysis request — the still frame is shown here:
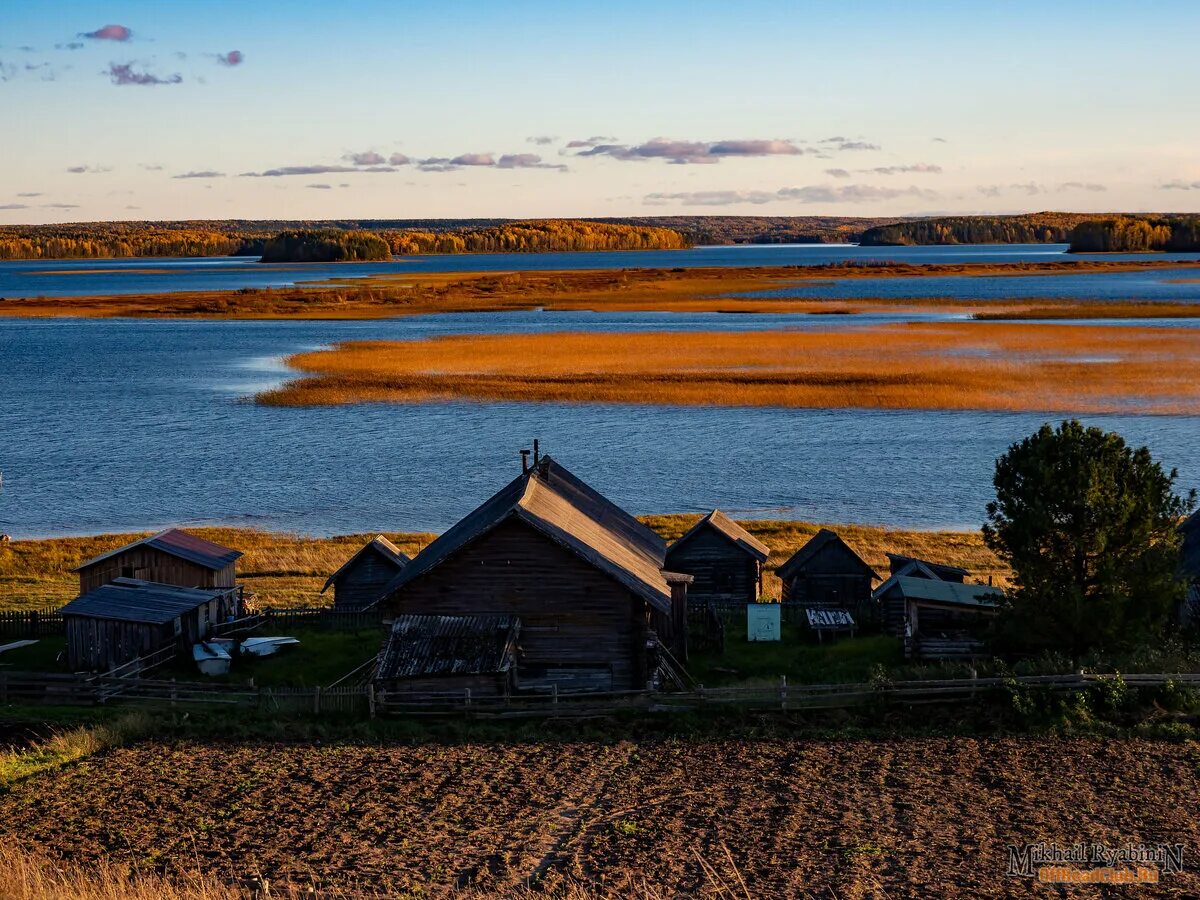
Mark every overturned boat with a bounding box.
[193,641,232,676]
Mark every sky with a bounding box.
[2,0,1200,224]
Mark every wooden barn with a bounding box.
[60,577,240,672]
[876,554,970,635]
[873,576,1004,660]
[373,455,690,692]
[75,528,241,595]
[776,529,879,618]
[375,614,520,699]
[322,535,410,609]
[665,509,768,608]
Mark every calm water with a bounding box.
[5,243,1200,299]
[1,313,1197,538]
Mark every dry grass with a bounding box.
[0,521,1001,611]
[3,259,1198,319]
[260,321,1200,415]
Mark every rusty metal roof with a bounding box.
[376,614,520,680]
[668,509,769,563]
[886,576,1004,609]
[776,528,879,582]
[75,528,242,573]
[321,535,410,593]
[60,578,232,625]
[376,456,672,614]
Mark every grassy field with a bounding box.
[257,321,1200,414]
[0,520,1003,612]
[1,734,1196,896]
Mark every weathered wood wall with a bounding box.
[665,527,759,607]
[378,672,509,698]
[381,519,651,690]
[780,540,873,615]
[333,546,402,609]
[78,546,236,593]
[64,616,172,671]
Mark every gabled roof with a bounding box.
[321,535,410,593]
[75,528,242,573]
[886,553,969,581]
[667,510,769,563]
[60,578,231,625]
[1181,510,1200,580]
[375,456,672,614]
[886,576,1004,609]
[776,528,880,582]
[376,614,520,680]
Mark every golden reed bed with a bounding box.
[260,322,1200,415]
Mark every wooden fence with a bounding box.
[4,670,1197,720]
[0,605,383,639]
[0,608,64,638]
[690,601,812,628]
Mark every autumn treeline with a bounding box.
[858,213,1111,247]
[381,220,692,255]
[1067,216,1200,252]
[0,219,690,260]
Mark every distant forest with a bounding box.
[3,213,1200,260]
[260,229,392,263]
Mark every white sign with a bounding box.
[747,604,781,641]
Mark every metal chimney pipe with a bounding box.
[520,449,530,473]
[532,439,540,465]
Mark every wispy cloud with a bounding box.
[824,168,851,179]
[140,164,164,171]
[307,183,332,189]
[215,50,243,67]
[644,183,939,206]
[564,136,619,149]
[978,181,1106,197]
[932,136,949,143]
[42,202,80,209]
[16,192,42,197]
[344,151,388,166]
[817,137,882,151]
[56,41,85,51]
[82,24,132,42]
[0,203,30,210]
[66,165,111,174]
[497,153,567,171]
[1161,179,1200,190]
[107,63,182,86]
[570,137,811,164]
[172,170,225,179]
[861,163,942,175]
[527,135,557,145]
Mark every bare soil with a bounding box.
[3,736,1197,897]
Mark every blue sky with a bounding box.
[2,1,1199,223]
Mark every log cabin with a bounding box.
[374,614,520,699]
[322,535,410,609]
[873,576,1004,660]
[60,577,240,671]
[875,554,970,635]
[372,454,690,692]
[776,528,879,621]
[75,528,241,594]
[665,509,768,608]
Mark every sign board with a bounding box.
[747,603,781,641]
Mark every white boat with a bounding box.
[193,641,232,676]
[239,636,300,658]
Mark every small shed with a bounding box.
[322,535,411,609]
[60,577,239,671]
[776,529,879,618]
[874,576,1004,659]
[75,528,242,595]
[876,554,971,635]
[375,614,520,698]
[665,509,769,608]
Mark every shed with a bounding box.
[1181,510,1200,583]
[322,535,410,609]
[75,528,242,595]
[874,576,1004,660]
[374,455,688,692]
[59,577,239,671]
[375,614,520,698]
[885,553,968,583]
[776,529,879,619]
[876,554,971,635]
[665,509,769,608]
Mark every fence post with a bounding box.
[170,678,177,708]
[313,685,321,715]
[367,683,376,719]
[552,683,558,709]
[780,675,788,711]
[0,672,6,706]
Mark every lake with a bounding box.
[5,242,1200,299]
[1,310,1197,539]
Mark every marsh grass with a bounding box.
[261,322,1200,415]
[0,712,152,790]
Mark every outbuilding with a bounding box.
[876,554,971,635]
[75,528,242,595]
[776,528,879,619]
[1180,511,1200,619]
[322,535,411,609]
[375,614,520,699]
[874,576,1004,660]
[60,577,240,671]
[665,509,769,608]
[373,454,689,692]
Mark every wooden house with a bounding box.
[75,529,241,595]
[1181,511,1200,619]
[375,614,520,698]
[873,576,1004,660]
[876,554,970,635]
[373,455,690,692]
[322,535,410,609]
[60,577,240,671]
[665,509,768,608]
[776,529,879,618]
